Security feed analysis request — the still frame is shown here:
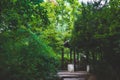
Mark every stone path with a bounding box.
[57,71,89,80]
[64,78,85,80]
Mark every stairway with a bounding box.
[57,71,89,80]
[64,78,85,80]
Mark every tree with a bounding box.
[0,0,59,80]
[71,0,120,80]
[39,0,80,53]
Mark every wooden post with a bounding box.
[86,51,89,64]
[61,48,64,70]
[76,50,79,71]
[70,48,72,63]
[74,48,76,71]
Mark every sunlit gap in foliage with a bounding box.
[79,0,110,9]
[44,0,58,5]
[79,0,110,3]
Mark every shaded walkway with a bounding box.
[57,71,89,80]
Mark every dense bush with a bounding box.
[90,61,119,80]
[0,29,59,80]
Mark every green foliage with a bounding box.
[1,0,120,80]
[71,0,120,80]
[0,0,60,80]
[0,29,59,80]
[40,0,80,53]
[0,0,49,32]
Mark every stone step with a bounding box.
[64,78,85,80]
[57,71,89,80]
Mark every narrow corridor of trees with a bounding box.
[0,0,120,80]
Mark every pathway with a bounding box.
[57,71,89,80]
[64,78,85,80]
